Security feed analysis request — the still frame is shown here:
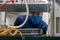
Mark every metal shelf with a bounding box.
[0,4,50,12]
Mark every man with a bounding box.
[14,12,48,34]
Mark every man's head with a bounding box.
[29,12,43,24]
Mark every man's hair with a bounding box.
[30,12,43,16]
[30,12,40,14]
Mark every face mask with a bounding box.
[29,16,42,24]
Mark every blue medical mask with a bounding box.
[29,16,42,24]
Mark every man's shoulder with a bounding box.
[17,15,26,18]
[41,20,48,26]
[17,15,26,21]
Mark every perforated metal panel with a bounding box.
[0,4,50,12]
[18,28,43,36]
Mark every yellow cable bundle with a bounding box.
[10,28,22,36]
[0,28,10,36]
[0,28,22,36]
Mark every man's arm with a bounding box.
[41,21,48,34]
[14,15,26,26]
[14,16,23,26]
[41,21,48,30]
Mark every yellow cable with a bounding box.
[10,28,22,36]
[0,28,22,36]
[10,29,18,36]
[0,28,10,36]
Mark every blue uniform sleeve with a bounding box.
[14,16,23,26]
[39,21,48,30]
[14,15,26,26]
[41,21,48,30]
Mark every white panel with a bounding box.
[42,12,49,24]
[54,1,60,36]
[6,13,17,26]
[54,3,60,17]
[0,12,5,25]
[0,12,1,27]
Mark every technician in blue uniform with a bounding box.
[14,12,48,34]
